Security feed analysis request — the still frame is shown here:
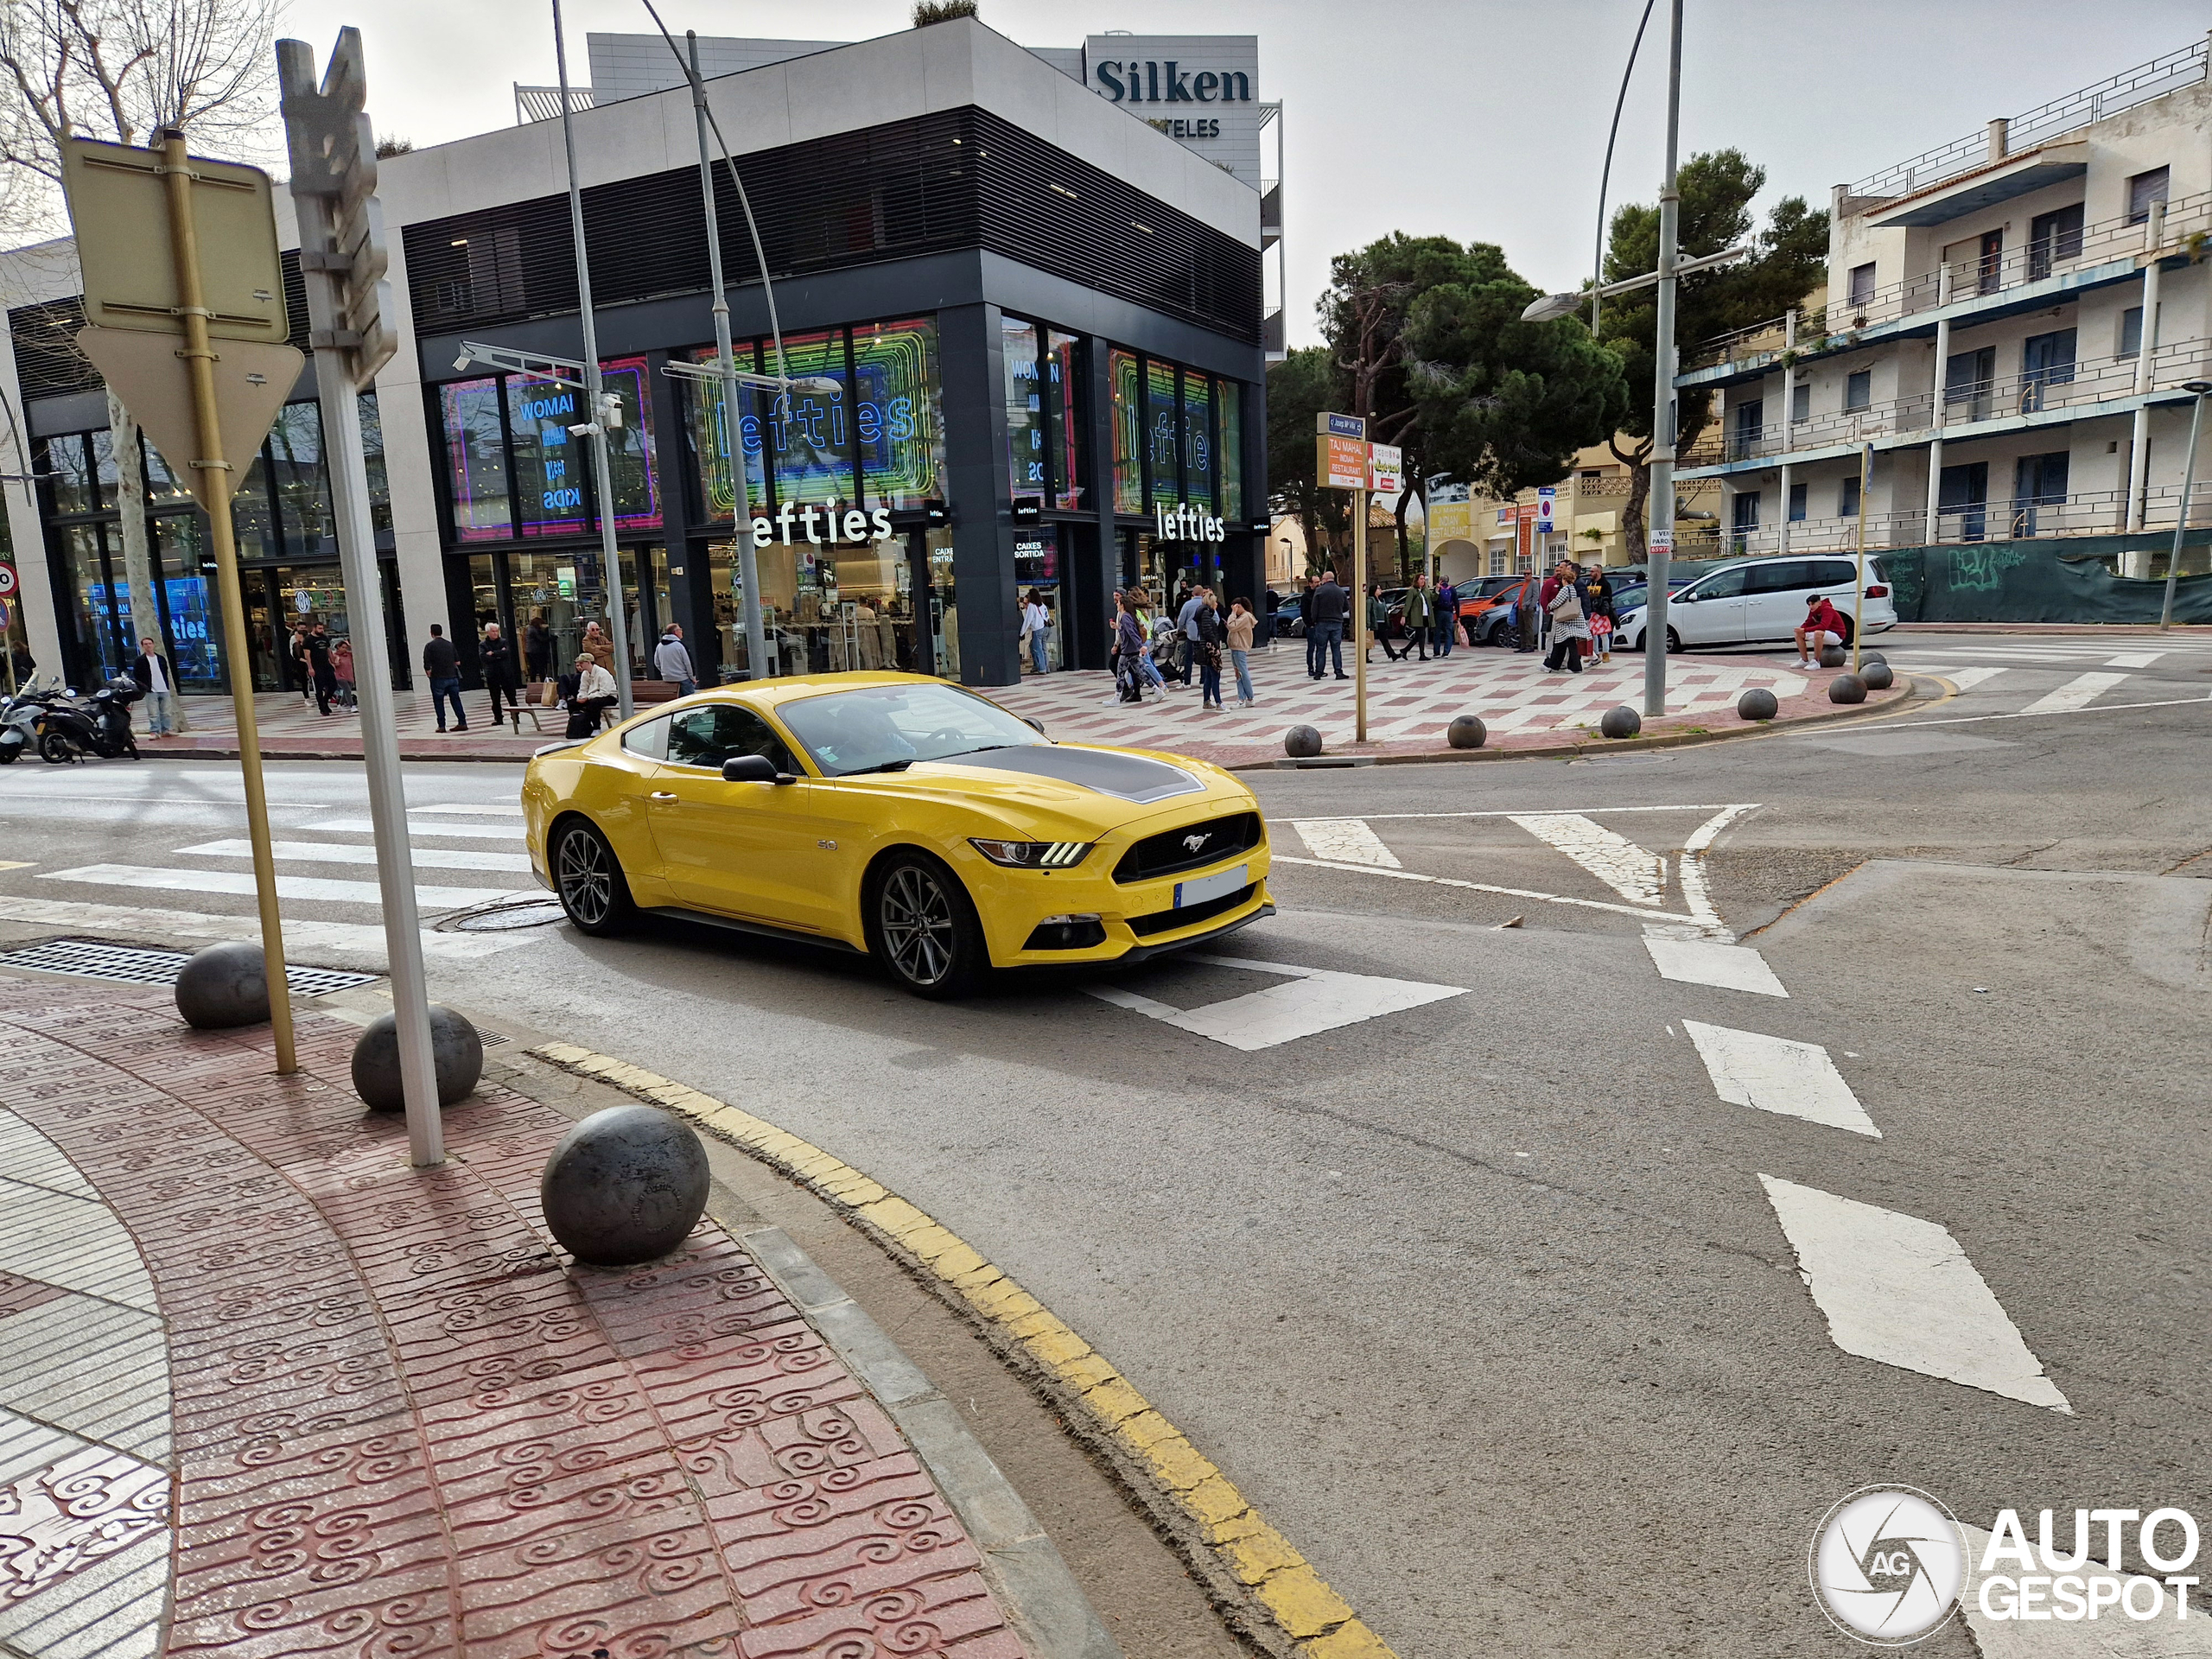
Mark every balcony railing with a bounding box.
[1713,482,2200,556]
[1715,339,2212,464]
[1685,188,2212,375]
[1847,38,2209,203]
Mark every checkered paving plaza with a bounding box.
[0,982,1026,1659]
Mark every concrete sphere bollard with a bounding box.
[352,1006,485,1112]
[1859,650,1886,668]
[1599,704,1642,740]
[1818,643,1848,668]
[1283,724,1323,759]
[1446,715,1487,750]
[1829,673,1868,705]
[1737,687,1779,721]
[175,941,270,1029]
[540,1105,710,1267]
[1860,661,1895,690]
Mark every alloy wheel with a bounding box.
[556,828,613,928]
[880,864,955,986]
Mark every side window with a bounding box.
[1809,560,1859,588]
[1745,561,1810,594]
[668,704,798,772]
[620,714,671,761]
[1694,567,1748,600]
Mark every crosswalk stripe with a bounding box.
[413,804,525,816]
[1510,813,1666,906]
[2016,671,2131,715]
[1088,956,1465,1051]
[2104,651,2165,667]
[305,818,522,840]
[1946,667,2009,692]
[1683,1021,1879,1137]
[0,894,533,963]
[1288,819,1401,867]
[175,839,534,874]
[1643,937,1789,996]
[1759,1175,2069,1413]
[40,864,524,911]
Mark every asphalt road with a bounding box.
[0,629,2207,1657]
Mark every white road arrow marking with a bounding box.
[1683,1021,1879,1137]
[1290,818,1401,868]
[1644,937,1789,996]
[1759,1175,2070,1413]
[1089,953,1465,1051]
[2018,671,2130,715]
[1508,813,1666,906]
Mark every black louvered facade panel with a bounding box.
[281,248,312,348]
[8,297,99,399]
[403,106,1257,344]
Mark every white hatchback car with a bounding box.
[1617,554,1898,652]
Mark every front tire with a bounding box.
[37,730,72,764]
[868,851,985,1000]
[552,818,639,937]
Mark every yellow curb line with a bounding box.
[531,1040,1398,1659]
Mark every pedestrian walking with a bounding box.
[331,639,357,709]
[1299,581,1319,676]
[1582,569,1617,665]
[653,622,696,696]
[1402,575,1439,662]
[423,623,466,732]
[1365,583,1390,664]
[1307,569,1350,680]
[1541,562,1587,673]
[480,622,520,726]
[129,636,175,737]
[1195,588,1226,709]
[565,652,616,737]
[524,613,551,683]
[1226,596,1257,706]
[1111,592,1147,703]
[1175,584,1207,684]
[1020,589,1052,675]
[307,623,337,715]
[289,622,313,704]
[1436,577,1459,656]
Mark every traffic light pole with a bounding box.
[158,126,297,1076]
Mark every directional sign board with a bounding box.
[1368,442,1403,496]
[1319,433,1369,492]
[279,29,397,387]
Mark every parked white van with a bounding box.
[1617,554,1898,652]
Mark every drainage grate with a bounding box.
[474,1027,512,1047]
[0,938,378,997]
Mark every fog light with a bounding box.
[1024,914,1106,950]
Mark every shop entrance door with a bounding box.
[245,564,348,692]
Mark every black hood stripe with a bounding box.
[928,746,1205,804]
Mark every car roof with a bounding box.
[652,671,957,714]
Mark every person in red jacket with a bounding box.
[1796,594,1849,665]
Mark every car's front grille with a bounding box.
[1128,884,1255,938]
[1112,811,1263,884]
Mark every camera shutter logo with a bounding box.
[1810,1486,1966,1645]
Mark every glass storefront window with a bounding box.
[687,345,768,525]
[465,553,500,638]
[269,403,333,559]
[1014,525,1062,672]
[232,454,280,561]
[852,318,944,512]
[509,372,588,537]
[766,328,854,506]
[155,515,221,690]
[44,435,92,516]
[599,357,661,532]
[923,526,958,680]
[90,427,119,505]
[1001,317,1046,502]
[1110,349,1142,515]
[144,441,194,508]
[441,378,512,541]
[62,525,121,682]
[507,547,582,681]
[1147,359,1179,509]
[1182,375,1214,511]
[1048,331,1084,512]
[1219,379,1243,522]
[359,391,392,532]
[828,538,917,673]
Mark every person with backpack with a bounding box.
[1582,569,1617,665]
[1436,577,1459,656]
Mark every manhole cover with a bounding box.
[444,901,567,932]
[0,938,378,995]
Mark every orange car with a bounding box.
[1452,575,1536,647]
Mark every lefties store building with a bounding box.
[0,17,1270,694]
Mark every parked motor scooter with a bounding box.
[35,673,141,763]
[0,674,61,765]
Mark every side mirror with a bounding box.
[1022,717,1046,736]
[721,754,779,784]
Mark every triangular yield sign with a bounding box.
[73,325,303,513]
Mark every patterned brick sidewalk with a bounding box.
[0,982,1026,1659]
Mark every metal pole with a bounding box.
[1353,486,1368,741]
[1853,442,1871,674]
[687,32,767,684]
[2161,391,2203,629]
[1641,0,1683,719]
[553,0,634,718]
[1777,309,1796,556]
[158,128,296,1074]
[1927,265,1951,543]
[2126,201,2166,567]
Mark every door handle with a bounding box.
[650,791,677,800]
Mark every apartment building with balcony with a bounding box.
[1676,35,2212,579]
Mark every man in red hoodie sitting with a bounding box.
[1796,594,1849,666]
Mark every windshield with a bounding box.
[775,682,1050,778]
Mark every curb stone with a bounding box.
[528,1041,1398,1659]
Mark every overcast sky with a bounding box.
[280,0,2209,346]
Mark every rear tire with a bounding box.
[867,851,986,1000]
[37,730,72,764]
[551,818,639,937]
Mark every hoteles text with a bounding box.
[1155,503,1225,543]
[747,503,896,549]
[1094,61,1252,104]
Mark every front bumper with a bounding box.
[963,834,1275,969]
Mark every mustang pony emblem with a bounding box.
[1182,833,1210,853]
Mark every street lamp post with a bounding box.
[2161,379,2212,628]
[1642,0,1686,720]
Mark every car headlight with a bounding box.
[969,838,1092,868]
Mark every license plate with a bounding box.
[1175,862,1248,908]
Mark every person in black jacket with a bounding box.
[423,624,465,732]
[128,637,175,736]
[306,623,336,715]
[480,623,520,727]
[1307,569,1350,680]
[1194,588,1227,709]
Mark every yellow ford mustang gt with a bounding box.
[521,671,1274,997]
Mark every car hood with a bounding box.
[832,743,1248,836]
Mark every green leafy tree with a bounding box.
[1599,149,1827,558]
[1265,345,1349,574]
